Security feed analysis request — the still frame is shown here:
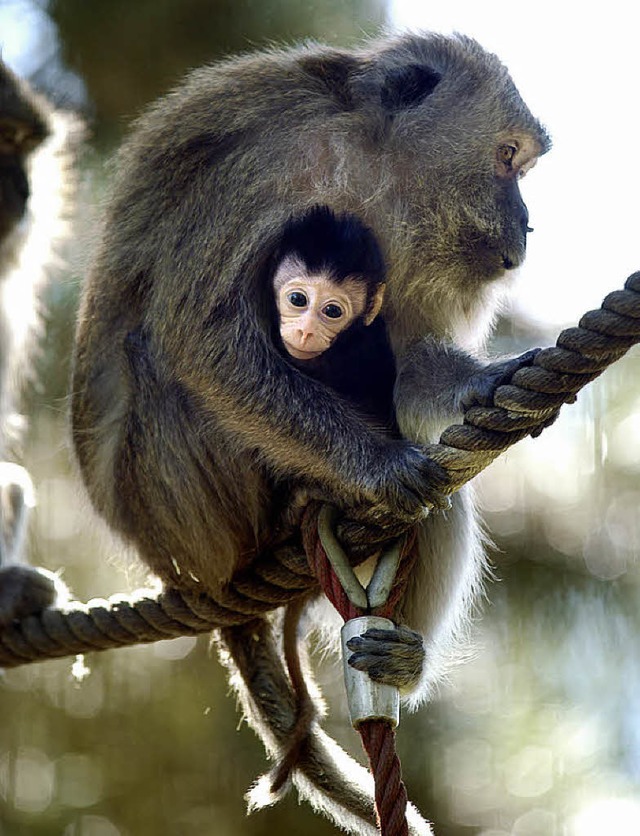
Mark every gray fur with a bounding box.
[71,32,548,831]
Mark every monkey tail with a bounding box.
[269,596,316,794]
[217,617,432,836]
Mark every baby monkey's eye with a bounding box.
[288,291,308,307]
[323,304,343,319]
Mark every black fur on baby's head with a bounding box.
[277,205,386,289]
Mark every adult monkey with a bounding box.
[0,61,77,625]
[71,32,549,833]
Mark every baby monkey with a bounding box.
[272,205,396,428]
[268,206,422,792]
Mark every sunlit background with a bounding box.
[0,2,638,835]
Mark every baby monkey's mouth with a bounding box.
[284,344,324,361]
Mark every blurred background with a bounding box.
[0,1,639,834]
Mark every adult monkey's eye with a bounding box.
[497,144,517,167]
[288,291,308,307]
[323,303,343,319]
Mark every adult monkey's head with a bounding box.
[0,62,49,240]
[291,33,550,344]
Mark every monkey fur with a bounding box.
[71,33,549,831]
[0,61,77,625]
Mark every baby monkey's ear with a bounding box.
[364,283,385,326]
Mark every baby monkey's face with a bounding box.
[274,257,368,361]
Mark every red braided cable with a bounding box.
[301,505,414,836]
[360,720,410,836]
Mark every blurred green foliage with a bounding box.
[50,0,386,145]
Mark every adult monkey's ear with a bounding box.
[299,51,362,109]
[364,283,385,326]
[380,64,441,112]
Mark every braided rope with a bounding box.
[0,272,638,666]
[359,721,410,836]
[0,547,316,667]
[426,271,640,491]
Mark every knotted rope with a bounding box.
[302,505,419,836]
[0,271,638,666]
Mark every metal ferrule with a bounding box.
[341,615,400,729]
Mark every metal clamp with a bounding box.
[317,504,403,728]
[341,615,400,728]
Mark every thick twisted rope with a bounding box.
[427,272,640,490]
[0,546,316,666]
[359,721,409,836]
[0,272,638,667]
